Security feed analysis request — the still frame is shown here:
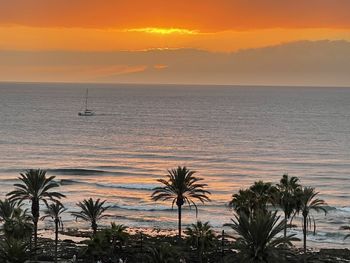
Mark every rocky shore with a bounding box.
[31,228,350,263]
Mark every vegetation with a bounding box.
[0,199,32,262]
[275,174,301,238]
[71,198,110,235]
[0,237,31,263]
[151,166,211,239]
[0,168,333,262]
[41,201,67,263]
[229,181,276,219]
[105,223,129,251]
[225,211,298,262]
[147,242,178,263]
[184,220,215,262]
[297,187,327,253]
[7,169,65,258]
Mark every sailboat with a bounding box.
[78,89,95,116]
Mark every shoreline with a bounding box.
[33,227,350,262]
[38,225,349,251]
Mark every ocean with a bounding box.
[0,82,349,248]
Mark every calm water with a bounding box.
[0,82,349,248]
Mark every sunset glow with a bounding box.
[125,27,199,35]
[0,0,350,84]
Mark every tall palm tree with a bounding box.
[229,189,255,218]
[225,211,298,262]
[275,174,301,238]
[41,202,67,263]
[249,181,276,214]
[71,198,110,235]
[229,181,276,219]
[151,166,211,239]
[7,169,65,255]
[298,187,326,253]
[184,221,215,263]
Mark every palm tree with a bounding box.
[151,166,211,239]
[2,206,32,241]
[249,181,276,214]
[147,243,178,263]
[0,199,19,222]
[71,198,110,235]
[185,221,215,263]
[225,211,298,262]
[229,189,255,218]
[7,169,65,255]
[108,223,128,250]
[275,174,301,238]
[0,199,32,261]
[229,181,276,219]
[41,202,67,263]
[298,187,326,253]
[0,238,31,263]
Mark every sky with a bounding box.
[1,0,350,85]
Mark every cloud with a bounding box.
[0,40,349,86]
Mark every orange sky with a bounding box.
[1,0,350,52]
[2,0,350,30]
[1,1,350,85]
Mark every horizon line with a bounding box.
[1,80,349,89]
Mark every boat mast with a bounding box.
[85,89,88,110]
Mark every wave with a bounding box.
[336,207,350,213]
[50,168,107,175]
[111,204,174,212]
[57,179,157,192]
[59,179,80,185]
[96,182,157,191]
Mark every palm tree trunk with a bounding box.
[303,215,307,253]
[178,204,182,239]
[33,217,38,258]
[55,221,59,263]
[284,212,288,238]
[32,199,39,260]
[92,221,97,236]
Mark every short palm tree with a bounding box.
[0,199,20,222]
[108,223,128,250]
[275,174,301,238]
[7,169,65,255]
[225,211,298,262]
[41,202,67,263]
[185,221,215,263]
[151,166,211,239]
[147,243,178,263]
[71,198,110,235]
[2,206,32,241]
[0,238,31,263]
[298,187,326,253]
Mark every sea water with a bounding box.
[0,82,349,248]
